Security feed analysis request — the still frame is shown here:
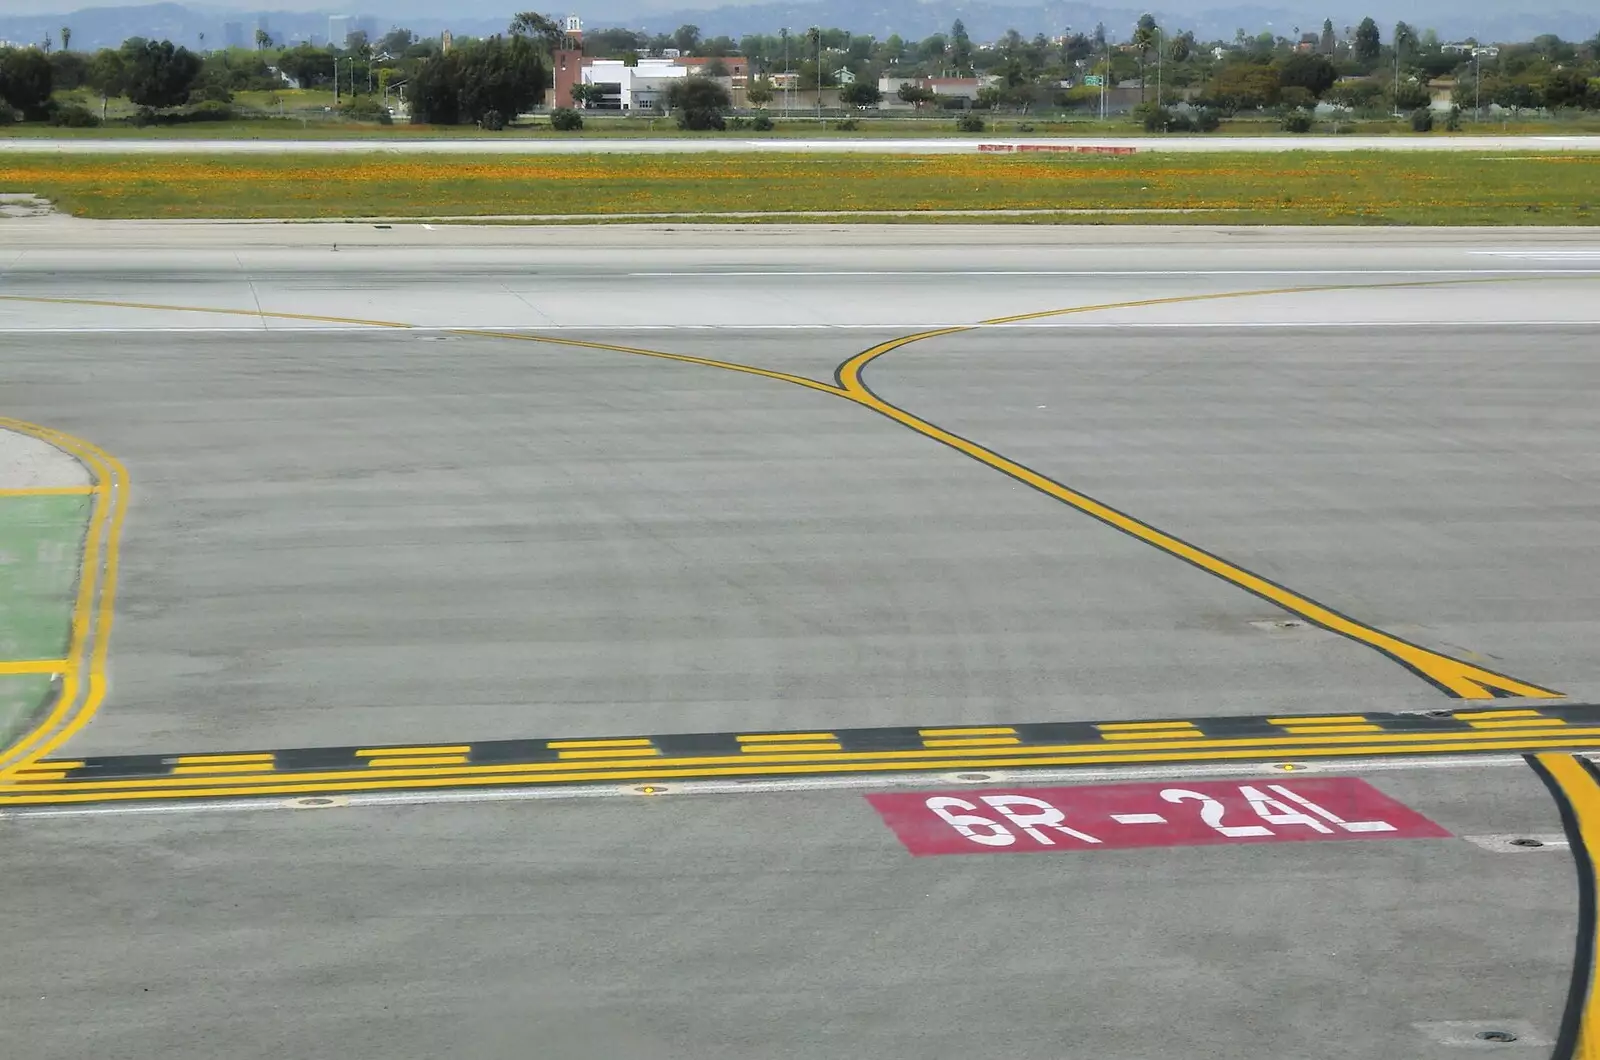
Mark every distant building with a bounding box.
[223,22,244,48]
[574,54,751,111]
[328,15,352,49]
[441,29,452,54]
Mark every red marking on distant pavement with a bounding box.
[866,778,1450,856]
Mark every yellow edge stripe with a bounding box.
[923,737,1022,748]
[742,743,843,754]
[364,756,468,768]
[1279,724,1383,735]
[1266,715,1371,725]
[10,735,1600,806]
[1468,710,1546,720]
[0,659,70,676]
[557,748,663,760]
[1096,721,1200,731]
[172,763,277,775]
[738,732,838,743]
[0,486,97,497]
[1532,754,1600,1060]
[546,738,655,749]
[175,754,274,765]
[919,727,1018,737]
[13,724,1600,797]
[356,745,470,756]
[1471,719,1568,729]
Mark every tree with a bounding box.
[254,29,271,51]
[1354,18,1381,62]
[1211,62,1281,109]
[898,82,935,108]
[666,75,729,129]
[276,44,336,88]
[508,12,561,50]
[568,82,598,107]
[745,77,773,106]
[379,28,415,56]
[672,24,701,55]
[1168,31,1193,64]
[950,19,971,70]
[1393,21,1418,57]
[61,27,72,52]
[1318,19,1335,55]
[49,49,87,90]
[0,47,54,119]
[123,39,203,109]
[839,80,881,107]
[84,48,126,117]
[1278,52,1338,97]
[1132,13,1158,101]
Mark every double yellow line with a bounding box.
[0,418,129,780]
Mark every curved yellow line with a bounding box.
[0,418,127,778]
[834,278,1578,700]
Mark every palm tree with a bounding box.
[61,26,72,51]
[254,28,271,51]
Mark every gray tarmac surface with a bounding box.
[3,224,1599,1059]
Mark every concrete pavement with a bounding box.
[3,225,1600,1058]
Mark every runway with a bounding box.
[4,223,1600,1058]
[4,134,1600,155]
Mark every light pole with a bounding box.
[1473,48,1481,122]
[1100,38,1109,120]
[815,27,822,118]
[782,28,789,116]
[1156,26,1162,106]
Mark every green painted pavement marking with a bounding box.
[0,674,54,755]
[0,494,92,661]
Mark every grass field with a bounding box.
[4,151,1597,223]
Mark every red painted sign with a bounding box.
[866,778,1449,856]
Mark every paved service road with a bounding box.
[3,134,1600,154]
[3,223,1600,1059]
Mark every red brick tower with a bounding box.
[553,16,583,109]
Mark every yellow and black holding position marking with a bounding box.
[5,704,1600,808]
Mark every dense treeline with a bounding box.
[2,12,1598,126]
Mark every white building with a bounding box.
[579,55,752,111]
[328,14,352,49]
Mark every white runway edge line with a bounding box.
[0,752,1570,820]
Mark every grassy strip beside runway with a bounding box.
[6,150,1598,222]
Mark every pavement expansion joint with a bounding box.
[5,703,1600,809]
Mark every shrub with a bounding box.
[188,100,234,122]
[47,102,100,127]
[955,112,986,132]
[0,104,16,126]
[341,96,389,122]
[727,115,749,129]
[1410,106,1434,132]
[751,111,773,131]
[1282,109,1314,133]
[133,106,158,126]
[549,107,583,130]
[835,117,858,130]
[480,108,506,130]
[1132,102,1171,131]
[1016,122,1035,133]
[195,83,234,104]
[1166,111,1195,132]
[1444,105,1461,132]
[1194,109,1221,132]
